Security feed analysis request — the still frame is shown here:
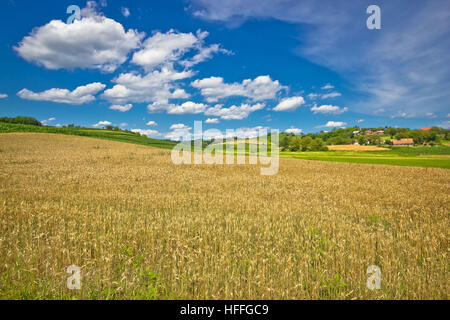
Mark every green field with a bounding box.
[1,122,449,169]
[280,147,450,169]
[0,122,177,150]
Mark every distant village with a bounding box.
[352,128,433,146]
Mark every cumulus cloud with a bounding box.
[170,123,191,130]
[132,29,198,70]
[316,121,347,128]
[17,82,106,105]
[15,12,144,72]
[191,75,286,102]
[205,118,219,124]
[41,117,56,125]
[109,104,133,112]
[231,126,271,139]
[0,93,7,99]
[204,103,265,120]
[102,67,192,104]
[273,96,305,112]
[131,29,227,71]
[284,127,302,134]
[131,129,161,137]
[165,123,193,140]
[204,126,271,140]
[93,120,112,127]
[146,120,158,126]
[146,101,207,115]
[356,119,364,123]
[311,104,348,115]
[168,101,207,115]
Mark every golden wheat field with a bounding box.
[327,145,388,151]
[0,133,448,300]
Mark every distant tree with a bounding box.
[0,116,42,126]
[280,136,290,151]
[310,138,328,151]
[300,136,313,151]
[288,136,302,151]
[358,136,367,145]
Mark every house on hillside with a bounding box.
[392,138,414,146]
[421,128,431,131]
[365,130,373,135]
[376,130,385,135]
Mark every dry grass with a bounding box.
[0,133,448,300]
[328,145,388,151]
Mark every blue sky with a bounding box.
[0,0,449,138]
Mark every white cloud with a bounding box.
[307,93,318,100]
[356,119,364,123]
[102,67,192,104]
[316,121,347,128]
[146,121,158,126]
[205,118,219,124]
[170,123,191,130]
[120,122,128,127]
[232,126,271,139]
[109,104,133,112]
[93,120,112,128]
[191,75,286,102]
[204,103,265,120]
[0,93,7,99]
[131,129,161,137]
[168,101,207,115]
[146,100,207,115]
[425,112,437,118]
[17,82,106,105]
[121,7,130,17]
[273,96,305,112]
[321,84,334,90]
[41,117,56,125]
[132,29,198,71]
[132,29,228,71]
[311,104,348,115]
[15,12,144,72]
[203,126,271,140]
[165,124,192,140]
[321,92,341,99]
[181,44,232,68]
[284,127,302,134]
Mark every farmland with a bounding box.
[1,122,450,169]
[280,147,450,169]
[0,133,448,299]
